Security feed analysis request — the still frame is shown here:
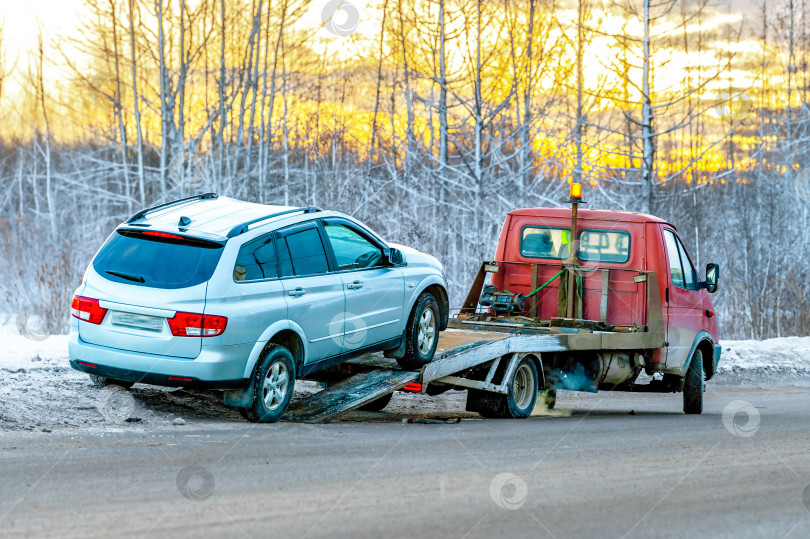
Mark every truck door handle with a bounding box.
[288,287,306,297]
[347,280,364,290]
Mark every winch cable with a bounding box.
[518,268,565,299]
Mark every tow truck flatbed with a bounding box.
[285,316,662,422]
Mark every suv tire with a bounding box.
[241,344,296,423]
[397,292,440,370]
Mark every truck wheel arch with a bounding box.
[525,353,545,389]
[683,332,717,381]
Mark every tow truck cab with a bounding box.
[490,207,720,380]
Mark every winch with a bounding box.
[479,285,526,314]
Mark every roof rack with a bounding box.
[226,206,323,238]
[126,193,219,223]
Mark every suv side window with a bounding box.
[323,222,383,270]
[234,233,278,281]
[277,226,329,277]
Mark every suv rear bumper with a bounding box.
[68,332,250,389]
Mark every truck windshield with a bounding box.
[93,230,224,289]
[520,226,630,264]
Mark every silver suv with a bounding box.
[69,194,449,422]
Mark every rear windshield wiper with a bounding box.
[106,270,145,283]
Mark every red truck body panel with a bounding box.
[492,207,718,370]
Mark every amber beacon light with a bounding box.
[569,182,583,200]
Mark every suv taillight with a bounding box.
[71,296,108,325]
[168,312,228,337]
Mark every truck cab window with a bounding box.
[663,230,685,288]
[676,237,698,290]
[578,229,631,264]
[520,227,569,260]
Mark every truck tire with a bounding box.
[466,358,539,419]
[359,392,394,412]
[240,344,296,423]
[683,348,704,414]
[89,374,135,390]
[396,292,440,370]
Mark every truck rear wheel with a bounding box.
[358,392,393,412]
[683,349,704,414]
[467,358,539,419]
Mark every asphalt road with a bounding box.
[1,384,810,538]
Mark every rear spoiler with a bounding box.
[116,226,227,246]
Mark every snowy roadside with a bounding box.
[1,331,809,432]
[715,336,810,386]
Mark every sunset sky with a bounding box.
[0,0,765,77]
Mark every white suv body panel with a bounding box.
[69,196,448,388]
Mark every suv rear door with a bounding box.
[80,230,224,359]
[321,219,405,353]
[276,221,346,364]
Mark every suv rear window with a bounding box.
[93,230,224,289]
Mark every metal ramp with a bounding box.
[284,369,419,423]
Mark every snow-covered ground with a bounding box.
[1,329,809,432]
[716,336,810,386]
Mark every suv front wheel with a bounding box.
[240,344,296,423]
[396,292,440,370]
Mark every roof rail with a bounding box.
[226,206,322,238]
[126,193,219,223]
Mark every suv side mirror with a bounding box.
[702,263,719,293]
[384,248,407,267]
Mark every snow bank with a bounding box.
[716,336,810,386]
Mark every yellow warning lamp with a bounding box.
[566,182,585,204]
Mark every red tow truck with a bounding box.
[280,183,721,422]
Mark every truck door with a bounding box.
[662,229,704,369]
